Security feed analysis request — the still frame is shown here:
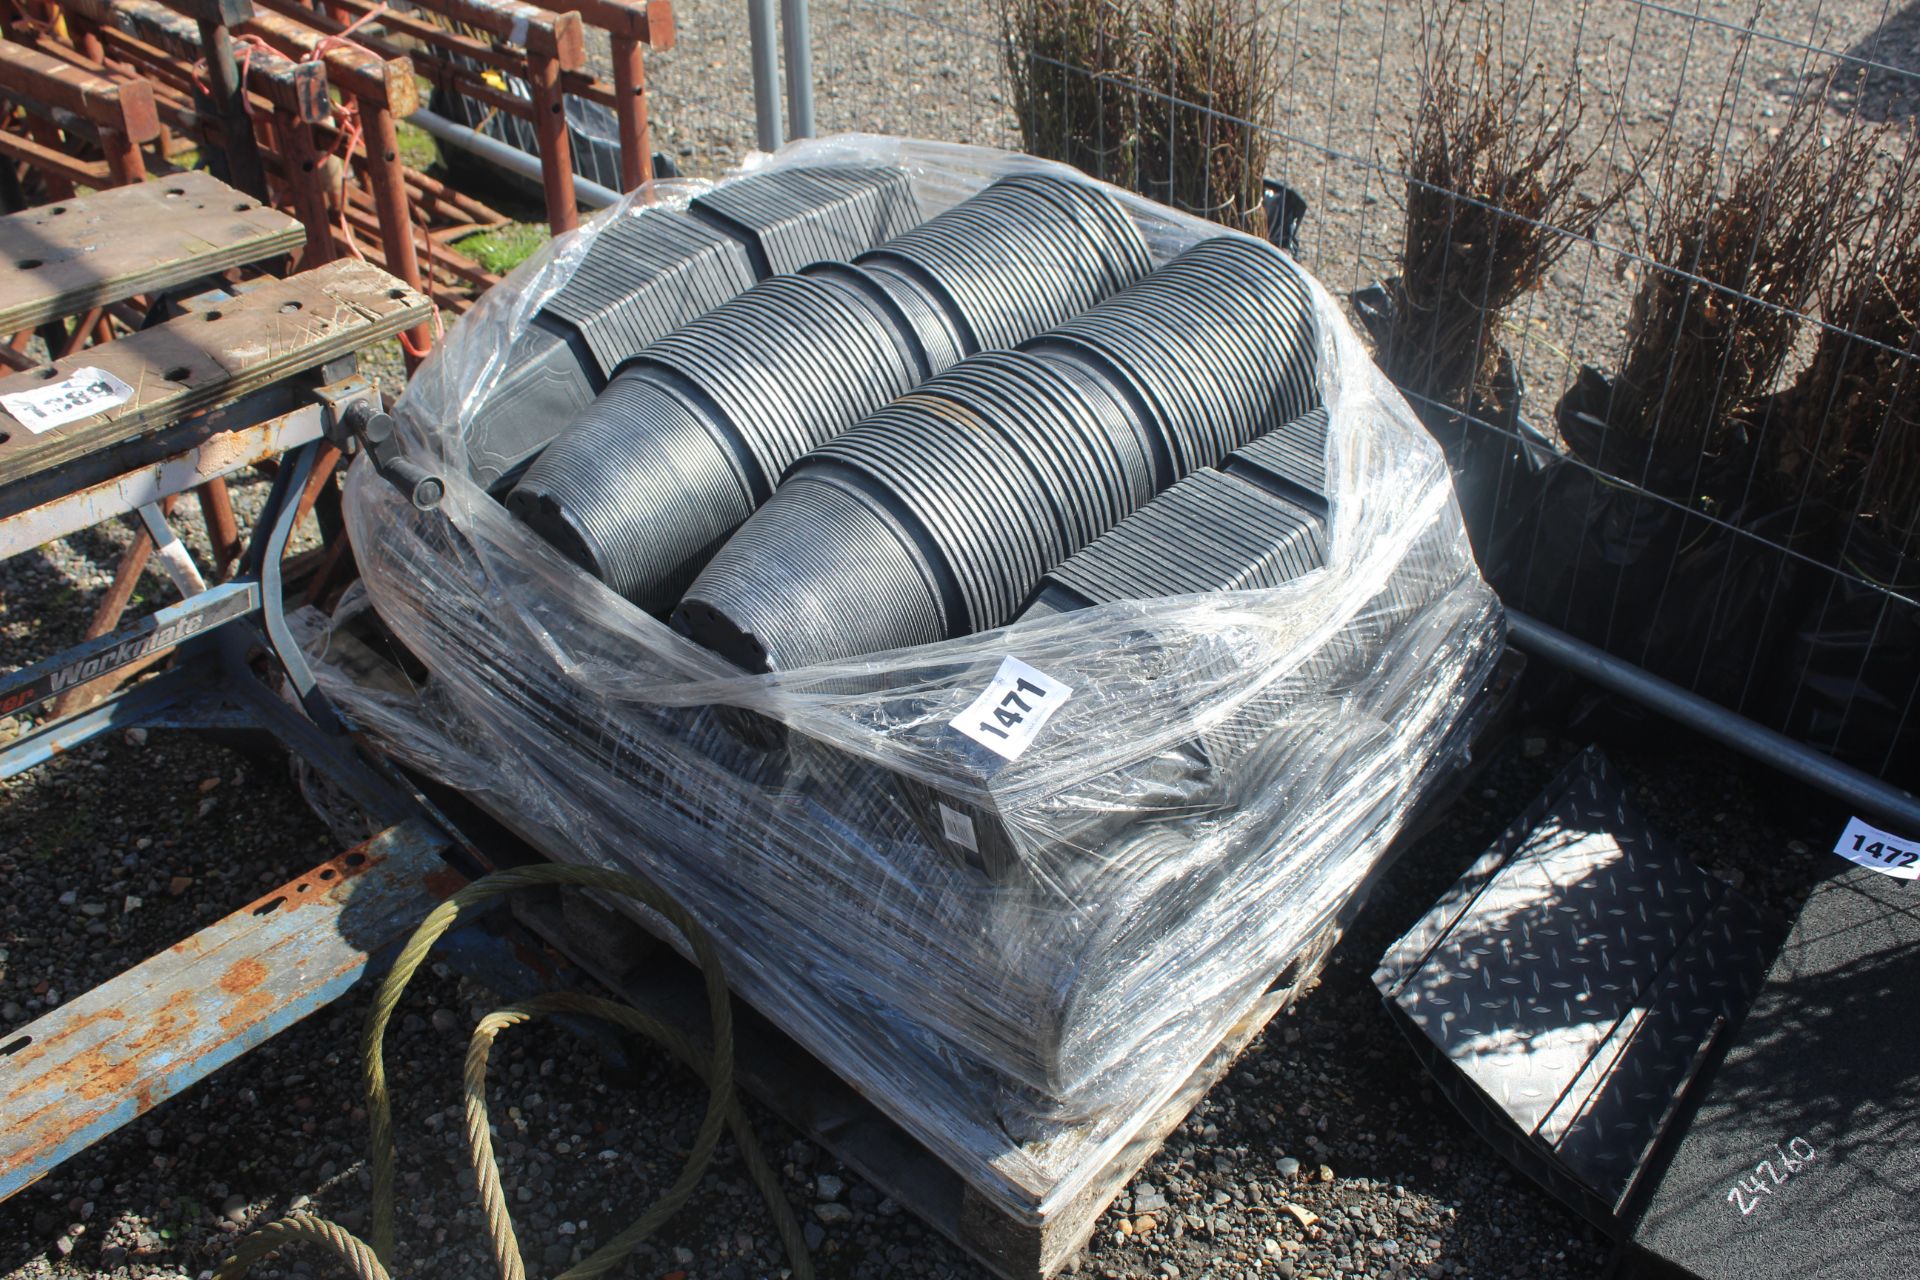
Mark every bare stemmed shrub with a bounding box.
[999,0,1277,232]
[1379,0,1636,417]
[1000,0,1137,182]
[1771,128,1920,556]
[1607,73,1881,482]
[1857,348,1920,560]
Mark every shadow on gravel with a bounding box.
[1833,2,1920,123]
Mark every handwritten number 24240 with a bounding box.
[1726,1139,1816,1216]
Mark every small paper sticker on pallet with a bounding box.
[1,366,134,432]
[949,657,1072,761]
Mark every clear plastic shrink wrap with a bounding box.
[318,136,1505,1218]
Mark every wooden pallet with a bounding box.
[499,650,1524,1278]
[510,885,1340,1278]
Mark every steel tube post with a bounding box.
[526,50,579,235]
[278,118,337,266]
[610,34,651,190]
[746,0,781,151]
[196,17,267,199]
[779,0,813,139]
[361,98,433,363]
[1507,610,1920,834]
[99,127,146,185]
[196,477,242,576]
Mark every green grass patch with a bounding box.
[394,119,440,173]
[456,221,550,275]
[25,806,94,865]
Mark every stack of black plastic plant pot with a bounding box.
[507,173,1154,613]
[465,166,919,490]
[676,235,1321,671]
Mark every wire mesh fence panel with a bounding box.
[770,0,1920,790]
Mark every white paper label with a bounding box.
[1832,815,1920,880]
[948,656,1072,761]
[938,802,979,853]
[0,366,134,433]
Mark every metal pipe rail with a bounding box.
[1509,611,1920,834]
[746,0,781,150]
[410,106,623,209]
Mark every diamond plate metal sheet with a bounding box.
[1374,748,1778,1219]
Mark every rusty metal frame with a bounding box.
[0,377,373,765]
[0,384,362,559]
[170,0,270,199]
[0,173,487,1207]
[262,0,589,231]
[237,7,433,360]
[0,39,159,185]
[0,426,477,1198]
[543,0,673,191]
[0,820,461,1202]
[0,394,482,1202]
[34,0,445,343]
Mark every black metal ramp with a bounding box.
[1373,748,1779,1230]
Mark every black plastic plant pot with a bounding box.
[797,261,942,381]
[540,208,760,383]
[1025,469,1327,618]
[635,272,924,492]
[856,172,1153,355]
[506,366,758,613]
[512,268,928,613]
[1765,528,1920,790]
[675,343,1168,674]
[1222,405,1332,517]
[673,470,957,672]
[465,315,603,493]
[1489,462,1815,721]
[1490,360,1810,718]
[1348,278,1553,564]
[464,209,758,491]
[1037,237,1321,487]
[839,257,969,377]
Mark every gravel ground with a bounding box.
[1,1,1899,1276]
